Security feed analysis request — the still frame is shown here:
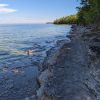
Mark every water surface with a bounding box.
[0,24,71,65]
[0,24,71,99]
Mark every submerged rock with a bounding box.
[0,51,9,55]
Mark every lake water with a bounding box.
[0,24,71,66]
[0,24,71,99]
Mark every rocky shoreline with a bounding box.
[0,25,70,100]
[36,25,100,100]
[0,24,100,100]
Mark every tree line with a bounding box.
[54,0,100,26]
[53,15,78,24]
[78,0,100,25]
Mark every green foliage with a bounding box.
[77,0,100,25]
[53,0,100,26]
[53,15,78,24]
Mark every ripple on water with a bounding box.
[0,51,10,56]
[0,24,71,99]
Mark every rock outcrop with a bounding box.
[37,25,100,100]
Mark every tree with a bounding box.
[77,0,100,26]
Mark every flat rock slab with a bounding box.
[41,26,98,100]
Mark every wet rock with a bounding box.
[92,37,100,42]
[1,79,14,90]
[37,69,52,99]
[56,39,70,47]
[24,97,30,100]
[90,46,100,55]
[38,26,100,100]
[38,69,51,84]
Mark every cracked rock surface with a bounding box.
[39,25,100,100]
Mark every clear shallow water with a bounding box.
[0,24,71,99]
[0,24,71,65]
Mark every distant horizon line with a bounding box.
[0,22,52,25]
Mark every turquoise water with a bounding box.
[0,24,70,65]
